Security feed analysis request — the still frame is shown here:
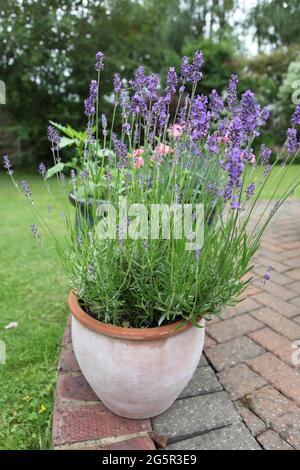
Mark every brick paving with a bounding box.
[52,201,300,450]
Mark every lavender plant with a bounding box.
[4,51,300,328]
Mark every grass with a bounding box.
[0,164,299,450]
[0,174,69,450]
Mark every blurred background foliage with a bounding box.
[0,0,299,167]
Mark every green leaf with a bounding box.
[59,137,77,149]
[45,162,65,179]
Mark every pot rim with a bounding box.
[69,290,203,341]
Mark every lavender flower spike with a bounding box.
[47,126,61,150]
[22,180,33,203]
[38,162,47,178]
[3,155,13,176]
[31,224,40,241]
[95,51,104,71]
[291,103,300,127]
[227,74,239,111]
[285,128,299,154]
[166,67,178,95]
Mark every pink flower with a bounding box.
[217,134,230,144]
[155,143,174,156]
[240,151,256,165]
[133,148,144,158]
[167,124,184,138]
[133,156,144,168]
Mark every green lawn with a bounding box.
[0,164,300,450]
[0,174,68,450]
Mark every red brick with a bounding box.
[283,257,300,268]
[100,437,155,450]
[275,410,300,448]
[288,280,300,294]
[257,257,288,273]
[261,242,285,253]
[256,249,286,262]
[254,280,296,301]
[292,315,300,325]
[249,328,296,367]
[290,296,300,308]
[282,241,300,250]
[52,404,152,447]
[253,267,292,286]
[257,430,293,450]
[252,293,299,318]
[284,248,300,259]
[56,374,99,402]
[207,314,263,343]
[222,297,261,319]
[287,268,300,281]
[218,364,266,400]
[59,349,80,372]
[61,324,72,349]
[206,336,265,371]
[245,285,263,297]
[235,402,267,436]
[250,307,300,340]
[247,353,300,405]
[244,385,298,431]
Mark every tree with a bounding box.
[248,0,300,49]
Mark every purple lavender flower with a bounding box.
[113,73,122,95]
[112,134,128,168]
[191,50,204,82]
[146,73,160,101]
[80,169,89,179]
[259,144,272,165]
[31,224,40,241]
[166,67,178,95]
[225,147,245,200]
[3,155,13,176]
[84,96,95,117]
[47,126,61,150]
[285,128,299,154]
[130,91,147,115]
[77,235,83,247]
[227,74,238,111]
[152,96,168,128]
[261,266,272,284]
[209,90,224,119]
[230,195,242,210]
[122,122,131,135]
[291,103,300,126]
[190,95,210,140]
[240,90,260,134]
[180,56,192,83]
[132,66,146,91]
[89,80,98,99]
[95,51,104,71]
[246,183,256,200]
[22,180,33,203]
[38,162,47,178]
[206,134,219,155]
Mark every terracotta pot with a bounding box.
[69,290,205,419]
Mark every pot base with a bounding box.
[71,314,205,419]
